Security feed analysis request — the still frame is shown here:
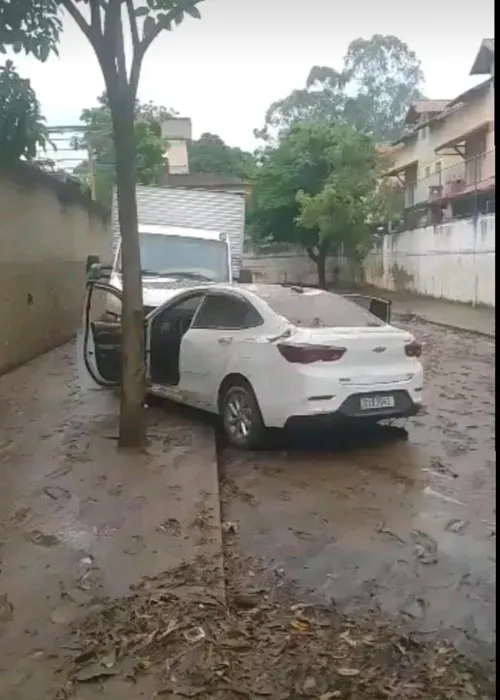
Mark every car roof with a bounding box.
[160,283,384,328]
[197,282,340,301]
[227,284,385,328]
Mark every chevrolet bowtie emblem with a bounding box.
[372,346,386,353]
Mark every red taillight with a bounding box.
[405,341,422,358]
[277,343,346,364]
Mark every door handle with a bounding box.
[218,337,232,345]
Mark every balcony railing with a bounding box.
[403,149,495,208]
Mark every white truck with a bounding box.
[106,184,249,311]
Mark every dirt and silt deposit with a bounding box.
[0,317,495,699]
[45,550,491,700]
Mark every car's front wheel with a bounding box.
[220,381,266,450]
[144,392,164,408]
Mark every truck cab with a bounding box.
[110,223,233,310]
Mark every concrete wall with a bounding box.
[0,164,112,375]
[363,214,495,306]
[242,251,359,287]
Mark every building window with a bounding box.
[424,166,431,178]
[435,161,442,173]
[420,126,429,140]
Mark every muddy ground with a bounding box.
[219,317,496,669]
[0,341,223,699]
[0,316,495,698]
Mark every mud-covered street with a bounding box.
[219,317,496,667]
[0,315,495,698]
[0,341,223,699]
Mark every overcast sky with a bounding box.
[8,0,495,151]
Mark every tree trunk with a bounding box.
[316,254,327,288]
[316,242,329,289]
[110,95,146,448]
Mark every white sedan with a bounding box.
[84,282,424,449]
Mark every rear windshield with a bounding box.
[249,285,384,328]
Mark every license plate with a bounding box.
[360,395,395,411]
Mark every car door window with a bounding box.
[192,294,262,330]
[152,293,206,335]
[87,284,122,324]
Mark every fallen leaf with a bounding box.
[302,676,316,692]
[183,626,206,643]
[100,648,116,668]
[339,630,357,648]
[445,519,469,534]
[291,620,309,632]
[0,594,14,624]
[74,664,118,683]
[337,667,360,677]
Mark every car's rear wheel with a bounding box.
[220,381,266,450]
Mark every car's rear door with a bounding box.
[180,292,263,411]
[83,282,123,386]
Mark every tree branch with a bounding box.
[129,48,144,100]
[60,0,94,44]
[104,0,120,43]
[129,5,184,97]
[114,10,128,89]
[97,0,124,89]
[88,0,103,37]
[126,0,140,50]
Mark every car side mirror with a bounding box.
[86,254,101,275]
[86,259,112,283]
[238,268,253,283]
[87,262,102,282]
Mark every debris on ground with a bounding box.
[55,561,494,700]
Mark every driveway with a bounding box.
[219,317,496,668]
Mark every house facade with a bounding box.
[385,39,495,226]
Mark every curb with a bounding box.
[396,312,495,340]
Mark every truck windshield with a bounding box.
[117,233,230,282]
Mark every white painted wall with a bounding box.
[242,252,359,287]
[364,214,495,306]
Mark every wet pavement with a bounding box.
[358,286,495,337]
[0,339,222,699]
[219,317,496,669]
[0,312,495,696]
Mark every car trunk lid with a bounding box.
[278,326,417,385]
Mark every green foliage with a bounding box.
[342,34,425,140]
[248,122,387,283]
[0,60,51,164]
[256,34,425,144]
[0,1,205,96]
[254,67,347,145]
[188,132,257,179]
[72,92,175,205]
[0,0,61,61]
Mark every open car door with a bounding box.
[83,282,123,386]
[343,293,392,324]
